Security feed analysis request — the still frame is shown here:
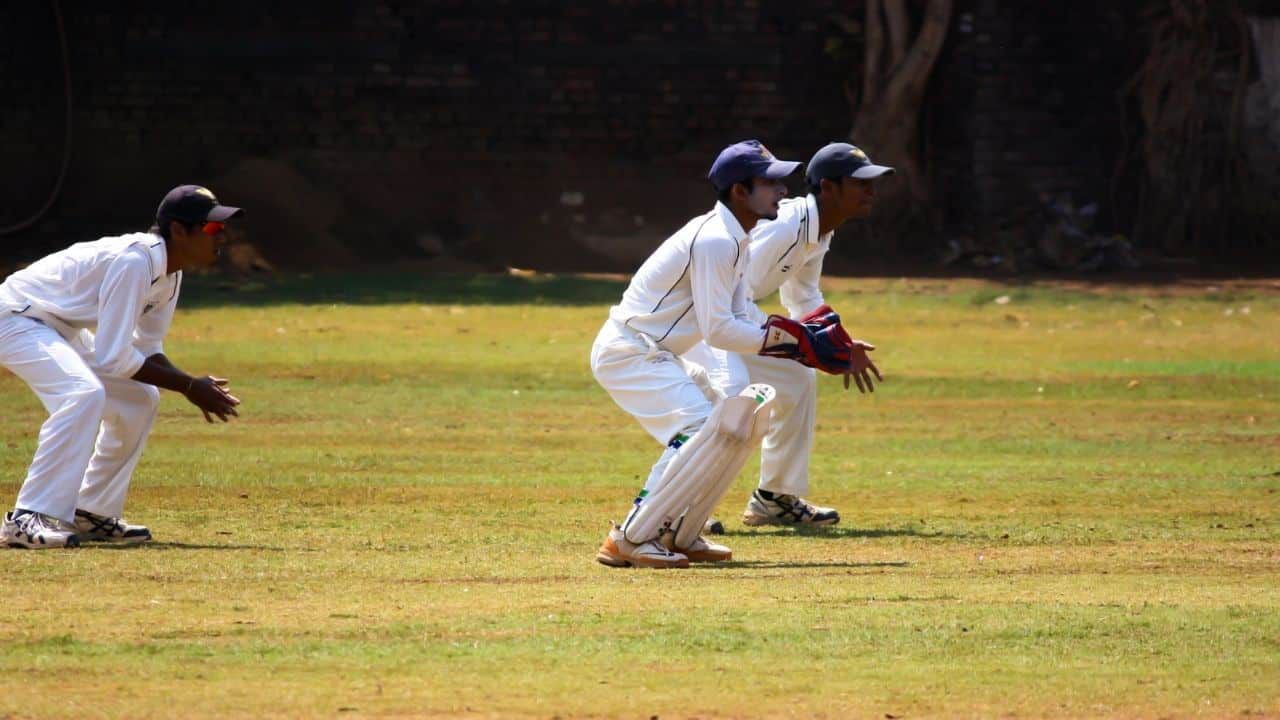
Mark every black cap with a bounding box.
[156,185,243,225]
[805,143,895,185]
[708,140,802,191]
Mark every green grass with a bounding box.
[0,274,1277,719]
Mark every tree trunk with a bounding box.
[847,0,953,246]
[1247,16,1280,153]
[1120,0,1279,263]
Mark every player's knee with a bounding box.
[123,384,162,424]
[137,384,161,414]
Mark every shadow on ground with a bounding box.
[713,560,911,570]
[87,541,291,551]
[181,271,627,308]
[720,525,958,540]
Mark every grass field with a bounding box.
[1,273,1277,719]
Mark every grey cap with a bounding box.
[805,143,895,185]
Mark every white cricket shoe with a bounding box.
[74,509,152,544]
[2,510,81,549]
[661,531,732,563]
[595,523,689,569]
[742,490,840,527]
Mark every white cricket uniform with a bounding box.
[0,233,178,523]
[681,194,829,496]
[590,201,764,461]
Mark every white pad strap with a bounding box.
[622,384,775,545]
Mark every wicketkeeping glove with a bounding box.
[759,313,852,375]
[799,304,882,392]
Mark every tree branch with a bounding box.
[882,0,952,108]
[863,0,884,106]
[885,0,909,71]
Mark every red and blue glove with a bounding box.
[760,305,882,392]
[759,313,852,375]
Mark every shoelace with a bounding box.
[82,513,122,536]
[772,494,814,520]
[17,513,56,541]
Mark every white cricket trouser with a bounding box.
[0,314,159,523]
[681,341,816,496]
[590,320,719,497]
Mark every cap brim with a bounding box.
[206,205,243,221]
[760,160,802,180]
[851,164,895,179]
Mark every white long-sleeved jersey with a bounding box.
[608,202,765,356]
[0,233,180,378]
[747,194,831,320]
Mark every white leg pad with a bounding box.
[622,384,775,544]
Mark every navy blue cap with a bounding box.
[708,140,802,191]
[156,185,243,225]
[805,143,895,185]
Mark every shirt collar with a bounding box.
[805,194,828,246]
[714,201,751,245]
[137,234,171,280]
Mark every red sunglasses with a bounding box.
[200,221,226,236]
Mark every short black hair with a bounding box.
[149,216,192,243]
[808,175,843,196]
[716,177,756,205]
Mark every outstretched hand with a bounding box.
[185,376,241,422]
[842,340,882,393]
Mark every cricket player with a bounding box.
[591,140,859,568]
[685,142,891,528]
[0,185,244,548]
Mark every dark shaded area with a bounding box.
[1,2,1276,274]
[714,560,912,569]
[724,525,958,539]
[179,271,629,308]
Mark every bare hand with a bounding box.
[843,340,883,393]
[185,376,241,422]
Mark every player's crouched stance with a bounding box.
[590,140,858,568]
[0,186,244,549]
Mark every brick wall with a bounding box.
[965,0,1133,237]
[0,1,1135,270]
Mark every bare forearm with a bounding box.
[131,354,241,422]
[131,354,193,393]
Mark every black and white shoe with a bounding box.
[741,490,840,527]
[1,509,81,548]
[74,509,152,544]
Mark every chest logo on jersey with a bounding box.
[781,264,793,273]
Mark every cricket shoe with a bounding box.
[74,509,152,544]
[661,531,732,563]
[1,510,81,549]
[741,490,840,527]
[595,523,689,569]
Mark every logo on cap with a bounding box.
[759,145,776,160]
[194,187,216,201]
[850,148,868,162]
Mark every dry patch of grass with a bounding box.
[0,275,1276,718]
